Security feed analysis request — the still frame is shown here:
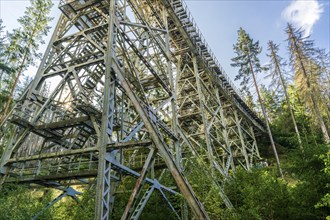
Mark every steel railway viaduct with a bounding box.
[0,0,267,219]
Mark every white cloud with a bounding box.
[282,0,324,37]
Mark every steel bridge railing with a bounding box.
[166,0,266,131]
[169,0,244,99]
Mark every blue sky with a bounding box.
[0,0,329,87]
[185,0,330,84]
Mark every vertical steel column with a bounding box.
[0,71,69,180]
[25,14,67,99]
[250,126,260,161]
[0,131,18,186]
[115,64,210,220]
[175,56,183,166]
[164,13,181,167]
[214,89,236,174]
[192,56,214,167]
[165,10,188,219]
[95,0,117,219]
[234,110,250,169]
[121,148,157,220]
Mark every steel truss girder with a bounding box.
[0,0,266,219]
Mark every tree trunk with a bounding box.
[0,52,28,125]
[310,92,330,142]
[0,12,42,125]
[280,75,303,148]
[288,26,330,144]
[248,56,284,178]
[269,43,303,149]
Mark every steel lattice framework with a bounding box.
[0,0,266,219]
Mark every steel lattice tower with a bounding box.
[0,0,266,219]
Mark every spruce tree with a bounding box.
[266,41,303,149]
[286,23,330,144]
[0,19,11,112]
[0,20,11,77]
[314,49,330,113]
[259,85,280,123]
[0,0,53,125]
[231,27,283,178]
[245,90,257,112]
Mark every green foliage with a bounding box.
[259,85,281,122]
[5,0,53,68]
[244,90,257,112]
[140,191,180,220]
[270,85,325,149]
[70,187,95,220]
[0,20,11,76]
[109,174,181,220]
[231,27,266,94]
[0,20,12,111]
[183,156,238,219]
[0,0,53,124]
[266,40,304,149]
[265,41,289,89]
[223,143,330,220]
[283,144,330,219]
[0,185,96,220]
[0,185,53,220]
[286,23,330,142]
[50,187,95,220]
[224,168,291,220]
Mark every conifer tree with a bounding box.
[0,20,11,113]
[244,90,257,112]
[314,49,330,111]
[0,0,53,125]
[259,85,280,122]
[231,27,283,177]
[0,20,11,78]
[266,41,303,149]
[286,23,330,143]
